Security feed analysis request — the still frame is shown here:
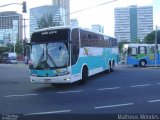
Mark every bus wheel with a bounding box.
[79,67,88,85]
[108,61,112,72]
[111,61,115,72]
[139,60,146,67]
[134,65,138,67]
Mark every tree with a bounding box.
[0,47,8,55]
[15,40,23,55]
[132,38,141,43]
[144,30,160,44]
[118,41,127,53]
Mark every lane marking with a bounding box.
[130,84,151,88]
[5,94,38,98]
[98,87,120,91]
[24,110,71,116]
[157,83,160,85]
[57,90,82,94]
[148,99,160,103]
[94,103,134,109]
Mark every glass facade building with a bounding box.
[0,11,23,45]
[30,5,65,35]
[52,0,70,25]
[114,5,153,42]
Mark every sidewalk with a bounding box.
[116,63,133,68]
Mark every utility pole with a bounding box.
[23,18,28,57]
[155,25,158,67]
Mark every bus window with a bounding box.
[71,28,80,65]
[128,47,137,55]
[151,46,155,53]
[146,46,150,54]
[138,46,146,54]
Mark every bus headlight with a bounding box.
[31,74,37,77]
[58,71,70,76]
[64,77,71,81]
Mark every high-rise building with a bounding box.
[0,11,23,45]
[114,5,153,42]
[91,24,104,34]
[52,0,70,25]
[30,5,65,35]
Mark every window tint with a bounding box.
[71,28,80,65]
[80,29,117,48]
[128,47,137,55]
[138,46,146,54]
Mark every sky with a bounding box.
[0,0,159,39]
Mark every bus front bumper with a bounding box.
[30,75,72,84]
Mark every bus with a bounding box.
[28,26,118,85]
[123,43,160,67]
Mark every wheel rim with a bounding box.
[140,61,146,67]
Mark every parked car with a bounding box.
[0,52,17,64]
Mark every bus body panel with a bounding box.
[71,47,118,82]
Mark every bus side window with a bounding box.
[128,47,132,55]
[151,46,155,53]
[71,28,80,65]
[146,47,150,54]
[138,46,146,54]
[128,47,137,55]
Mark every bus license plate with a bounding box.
[44,79,51,83]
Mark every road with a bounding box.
[0,64,160,120]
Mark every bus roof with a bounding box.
[124,43,159,48]
[33,26,71,33]
[33,26,116,39]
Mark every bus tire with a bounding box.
[79,66,88,85]
[139,60,146,67]
[108,61,112,72]
[111,60,115,72]
[133,65,138,67]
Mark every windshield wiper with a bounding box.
[47,53,58,68]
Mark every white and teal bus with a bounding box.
[28,26,118,85]
[123,44,160,67]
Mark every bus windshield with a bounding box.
[30,42,69,69]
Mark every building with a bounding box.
[0,11,23,45]
[70,18,78,27]
[52,0,70,25]
[30,5,65,35]
[114,5,153,42]
[91,24,104,34]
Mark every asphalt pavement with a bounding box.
[0,63,160,120]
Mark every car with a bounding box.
[0,52,17,64]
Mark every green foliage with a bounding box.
[0,46,8,55]
[144,30,160,44]
[118,41,126,53]
[15,40,23,55]
[132,38,141,43]
[0,40,23,56]
[6,43,14,52]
